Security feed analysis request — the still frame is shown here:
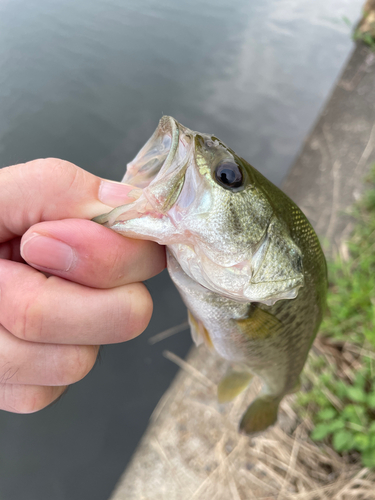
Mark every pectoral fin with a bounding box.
[218,370,253,403]
[236,306,282,339]
[239,395,280,434]
[188,311,213,349]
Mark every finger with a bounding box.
[0,260,153,344]
[0,324,99,386]
[0,383,67,413]
[0,158,134,242]
[20,219,165,287]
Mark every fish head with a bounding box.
[94,116,304,306]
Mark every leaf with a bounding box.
[342,404,366,425]
[346,386,367,403]
[327,420,345,433]
[353,433,370,452]
[362,448,375,468]
[336,381,348,399]
[368,392,375,409]
[311,424,331,441]
[354,372,366,389]
[363,33,375,48]
[320,373,331,384]
[333,430,353,452]
[317,408,337,421]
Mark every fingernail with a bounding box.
[98,180,134,207]
[21,234,75,272]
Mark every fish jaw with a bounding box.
[92,116,194,242]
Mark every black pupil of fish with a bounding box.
[215,162,243,188]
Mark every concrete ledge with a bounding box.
[109,44,375,500]
[283,45,375,253]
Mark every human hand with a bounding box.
[0,159,165,413]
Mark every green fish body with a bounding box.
[94,116,327,434]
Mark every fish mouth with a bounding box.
[122,116,180,189]
[123,116,194,215]
[92,116,193,234]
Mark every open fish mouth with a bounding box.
[93,116,192,228]
[93,117,199,249]
[122,116,180,189]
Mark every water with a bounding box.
[0,0,362,184]
[0,1,362,499]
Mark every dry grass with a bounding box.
[160,347,375,500]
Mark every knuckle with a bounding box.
[15,295,44,342]
[58,346,98,384]
[22,159,83,198]
[27,158,76,177]
[7,272,47,342]
[45,159,81,191]
[108,249,129,285]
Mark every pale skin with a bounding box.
[0,158,166,413]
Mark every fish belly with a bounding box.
[167,251,305,397]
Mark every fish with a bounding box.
[93,116,327,434]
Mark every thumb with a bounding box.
[0,158,133,242]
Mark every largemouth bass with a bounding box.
[94,116,327,434]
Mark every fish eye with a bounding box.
[214,161,244,190]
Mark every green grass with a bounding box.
[342,13,375,51]
[297,165,375,468]
[353,28,375,51]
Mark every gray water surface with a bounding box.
[0,1,362,499]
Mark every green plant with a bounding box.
[353,28,375,50]
[321,167,375,348]
[341,13,375,51]
[299,358,375,467]
[297,165,375,468]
